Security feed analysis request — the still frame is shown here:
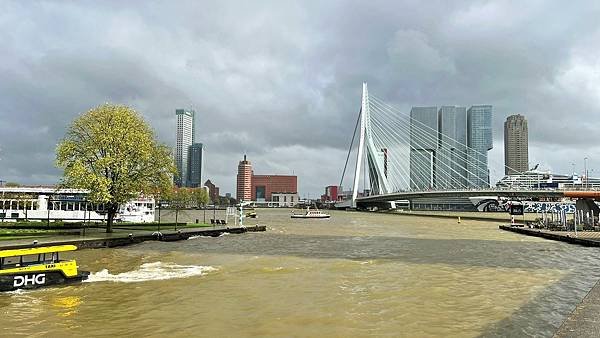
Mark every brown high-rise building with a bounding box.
[504,114,529,175]
[204,179,220,202]
[236,155,252,201]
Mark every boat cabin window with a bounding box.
[21,254,41,265]
[0,252,60,269]
[0,256,21,269]
[43,252,58,263]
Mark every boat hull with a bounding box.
[290,215,331,219]
[0,270,89,292]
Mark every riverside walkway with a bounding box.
[499,225,600,247]
[0,225,266,250]
[500,225,600,337]
[555,279,600,337]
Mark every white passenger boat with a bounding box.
[291,207,330,219]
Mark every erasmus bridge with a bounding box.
[336,83,597,210]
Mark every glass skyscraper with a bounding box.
[466,105,493,188]
[409,105,493,189]
[187,143,203,188]
[437,106,467,189]
[409,107,438,190]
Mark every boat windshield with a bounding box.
[0,252,59,270]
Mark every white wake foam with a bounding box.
[187,235,213,240]
[85,262,217,283]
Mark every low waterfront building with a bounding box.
[0,187,155,223]
[271,193,299,207]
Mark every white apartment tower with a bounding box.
[175,109,195,187]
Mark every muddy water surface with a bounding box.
[1,209,599,337]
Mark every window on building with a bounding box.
[256,186,266,200]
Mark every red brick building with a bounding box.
[321,185,340,202]
[251,175,297,201]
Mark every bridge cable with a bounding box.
[339,107,362,189]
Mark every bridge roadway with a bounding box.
[356,189,568,203]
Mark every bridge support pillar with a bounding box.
[575,198,600,227]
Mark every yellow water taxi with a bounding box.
[0,245,89,292]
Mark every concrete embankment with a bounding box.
[386,210,522,222]
[555,279,600,337]
[499,225,600,247]
[0,225,266,250]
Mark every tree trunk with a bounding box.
[106,203,119,233]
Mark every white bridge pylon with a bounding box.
[351,82,390,207]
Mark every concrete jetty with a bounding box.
[499,225,600,247]
[0,225,266,250]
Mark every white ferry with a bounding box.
[291,207,331,219]
[0,187,155,223]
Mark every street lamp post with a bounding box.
[585,157,589,189]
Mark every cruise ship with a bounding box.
[0,187,155,223]
[495,169,600,189]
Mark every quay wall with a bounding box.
[0,225,266,250]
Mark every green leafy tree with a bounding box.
[56,103,176,232]
[168,187,193,225]
[192,188,210,208]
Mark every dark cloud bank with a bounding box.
[1,1,600,195]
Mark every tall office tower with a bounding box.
[409,107,438,190]
[237,155,252,202]
[187,143,203,188]
[175,109,195,187]
[504,114,528,175]
[466,105,493,188]
[437,106,467,189]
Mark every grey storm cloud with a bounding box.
[1,0,600,195]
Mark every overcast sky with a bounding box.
[1,1,600,197]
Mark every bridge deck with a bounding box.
[357,189,568,202]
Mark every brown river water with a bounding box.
[2,209,600,337]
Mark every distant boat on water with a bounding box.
[291,207,330,219]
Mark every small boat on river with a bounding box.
[0,245,89,292]
[291,207,331,219]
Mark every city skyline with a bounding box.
[1,2,600,197]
